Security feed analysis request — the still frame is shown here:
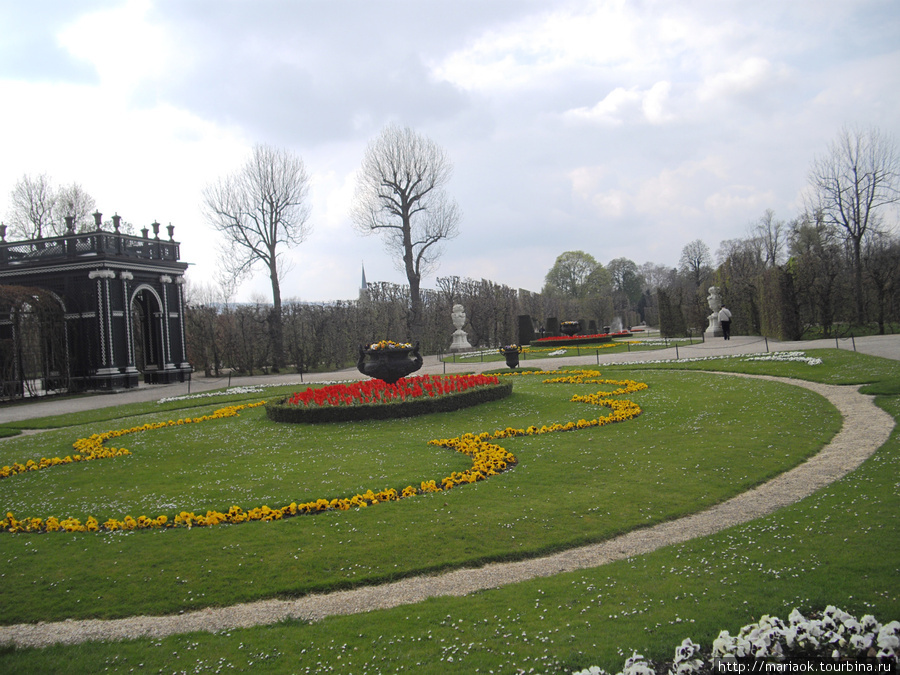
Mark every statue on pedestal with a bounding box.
[449,304,473,352]
[705,286,723,337]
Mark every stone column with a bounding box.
[159,275,174,368]
[89,269,118,374]
[174,276,190,369]
[120,272,138,373]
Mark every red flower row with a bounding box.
[533,331,631,343]
[286,374,501,408]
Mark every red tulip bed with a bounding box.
[266,374,513,423]
[531,331,632,347]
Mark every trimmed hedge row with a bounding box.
[265,381,513,424]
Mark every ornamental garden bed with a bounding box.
[530,330,632,347]
[265,374,512,424]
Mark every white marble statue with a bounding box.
[449,304,473,352]
[705,286,723,337]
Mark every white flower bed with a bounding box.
[602,351,822,367]
[454,349,499,360]
[157,380,352,404]
[573,607,898,675]
[158,386,266,403]
[741,352,824,365]
[631,339,694,347]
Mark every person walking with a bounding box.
[718,305,732,340]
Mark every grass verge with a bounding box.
[1,352,895,673]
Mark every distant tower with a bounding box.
[358,262,369,303]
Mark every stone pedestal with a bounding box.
[450,329,473,352]
[705,313,723,338]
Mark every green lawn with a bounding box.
[0,349,897,674]
[440,338,685,365]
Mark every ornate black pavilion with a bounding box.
[0,213,192,394]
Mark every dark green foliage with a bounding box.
[265,382,512,423]
[759,266,802,340]
[657,288,687,337]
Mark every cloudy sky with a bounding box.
[2,0,898,303]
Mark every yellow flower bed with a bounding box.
[2,369,646,534]
[0,403,264,480]
[429,370,645,478]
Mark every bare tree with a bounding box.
[202,144,312,371]
[678,239,712,287]
[184,280,230,377]
[352,124,460,343]
[639,261,677,292]
[7,173,57,239]
[808,126,900,323]
[54,182,97,235]
[6,175,101,238]
[753,208,787,268]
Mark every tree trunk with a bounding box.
[408,274,422,344]
[269,260,284,373]
[400,206,424,344]
[853,237,864,325]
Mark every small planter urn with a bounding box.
[357,341,423,384]
[560,321,580,337]
[499,345,521,369]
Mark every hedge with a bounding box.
[265,381,513,424]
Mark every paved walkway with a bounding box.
[0,335,897,648]
[2,334,898,423]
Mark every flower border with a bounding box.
[2,369,646,534]
[573,606,899,674]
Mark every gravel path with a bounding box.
[0,372,894,649]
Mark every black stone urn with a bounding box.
[499,345,520,369]
[357,341,423,384]
[560,321,580,337]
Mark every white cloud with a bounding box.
[2,0,898,301]
[642,81,673,124]
[570,155,750,222]
[564,81,672,125]
[698,57,789,102]
[0,75,249,295]
[565,87,641,125]
[704,185,776,218]
[568,165,609,197]
[591,189,630,218]
[56,0,174,94]
[432,1,652,92]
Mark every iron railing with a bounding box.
[0,230,181,266]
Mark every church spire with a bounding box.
[359,262,369,303]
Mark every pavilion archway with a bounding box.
[0,285,68,399]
